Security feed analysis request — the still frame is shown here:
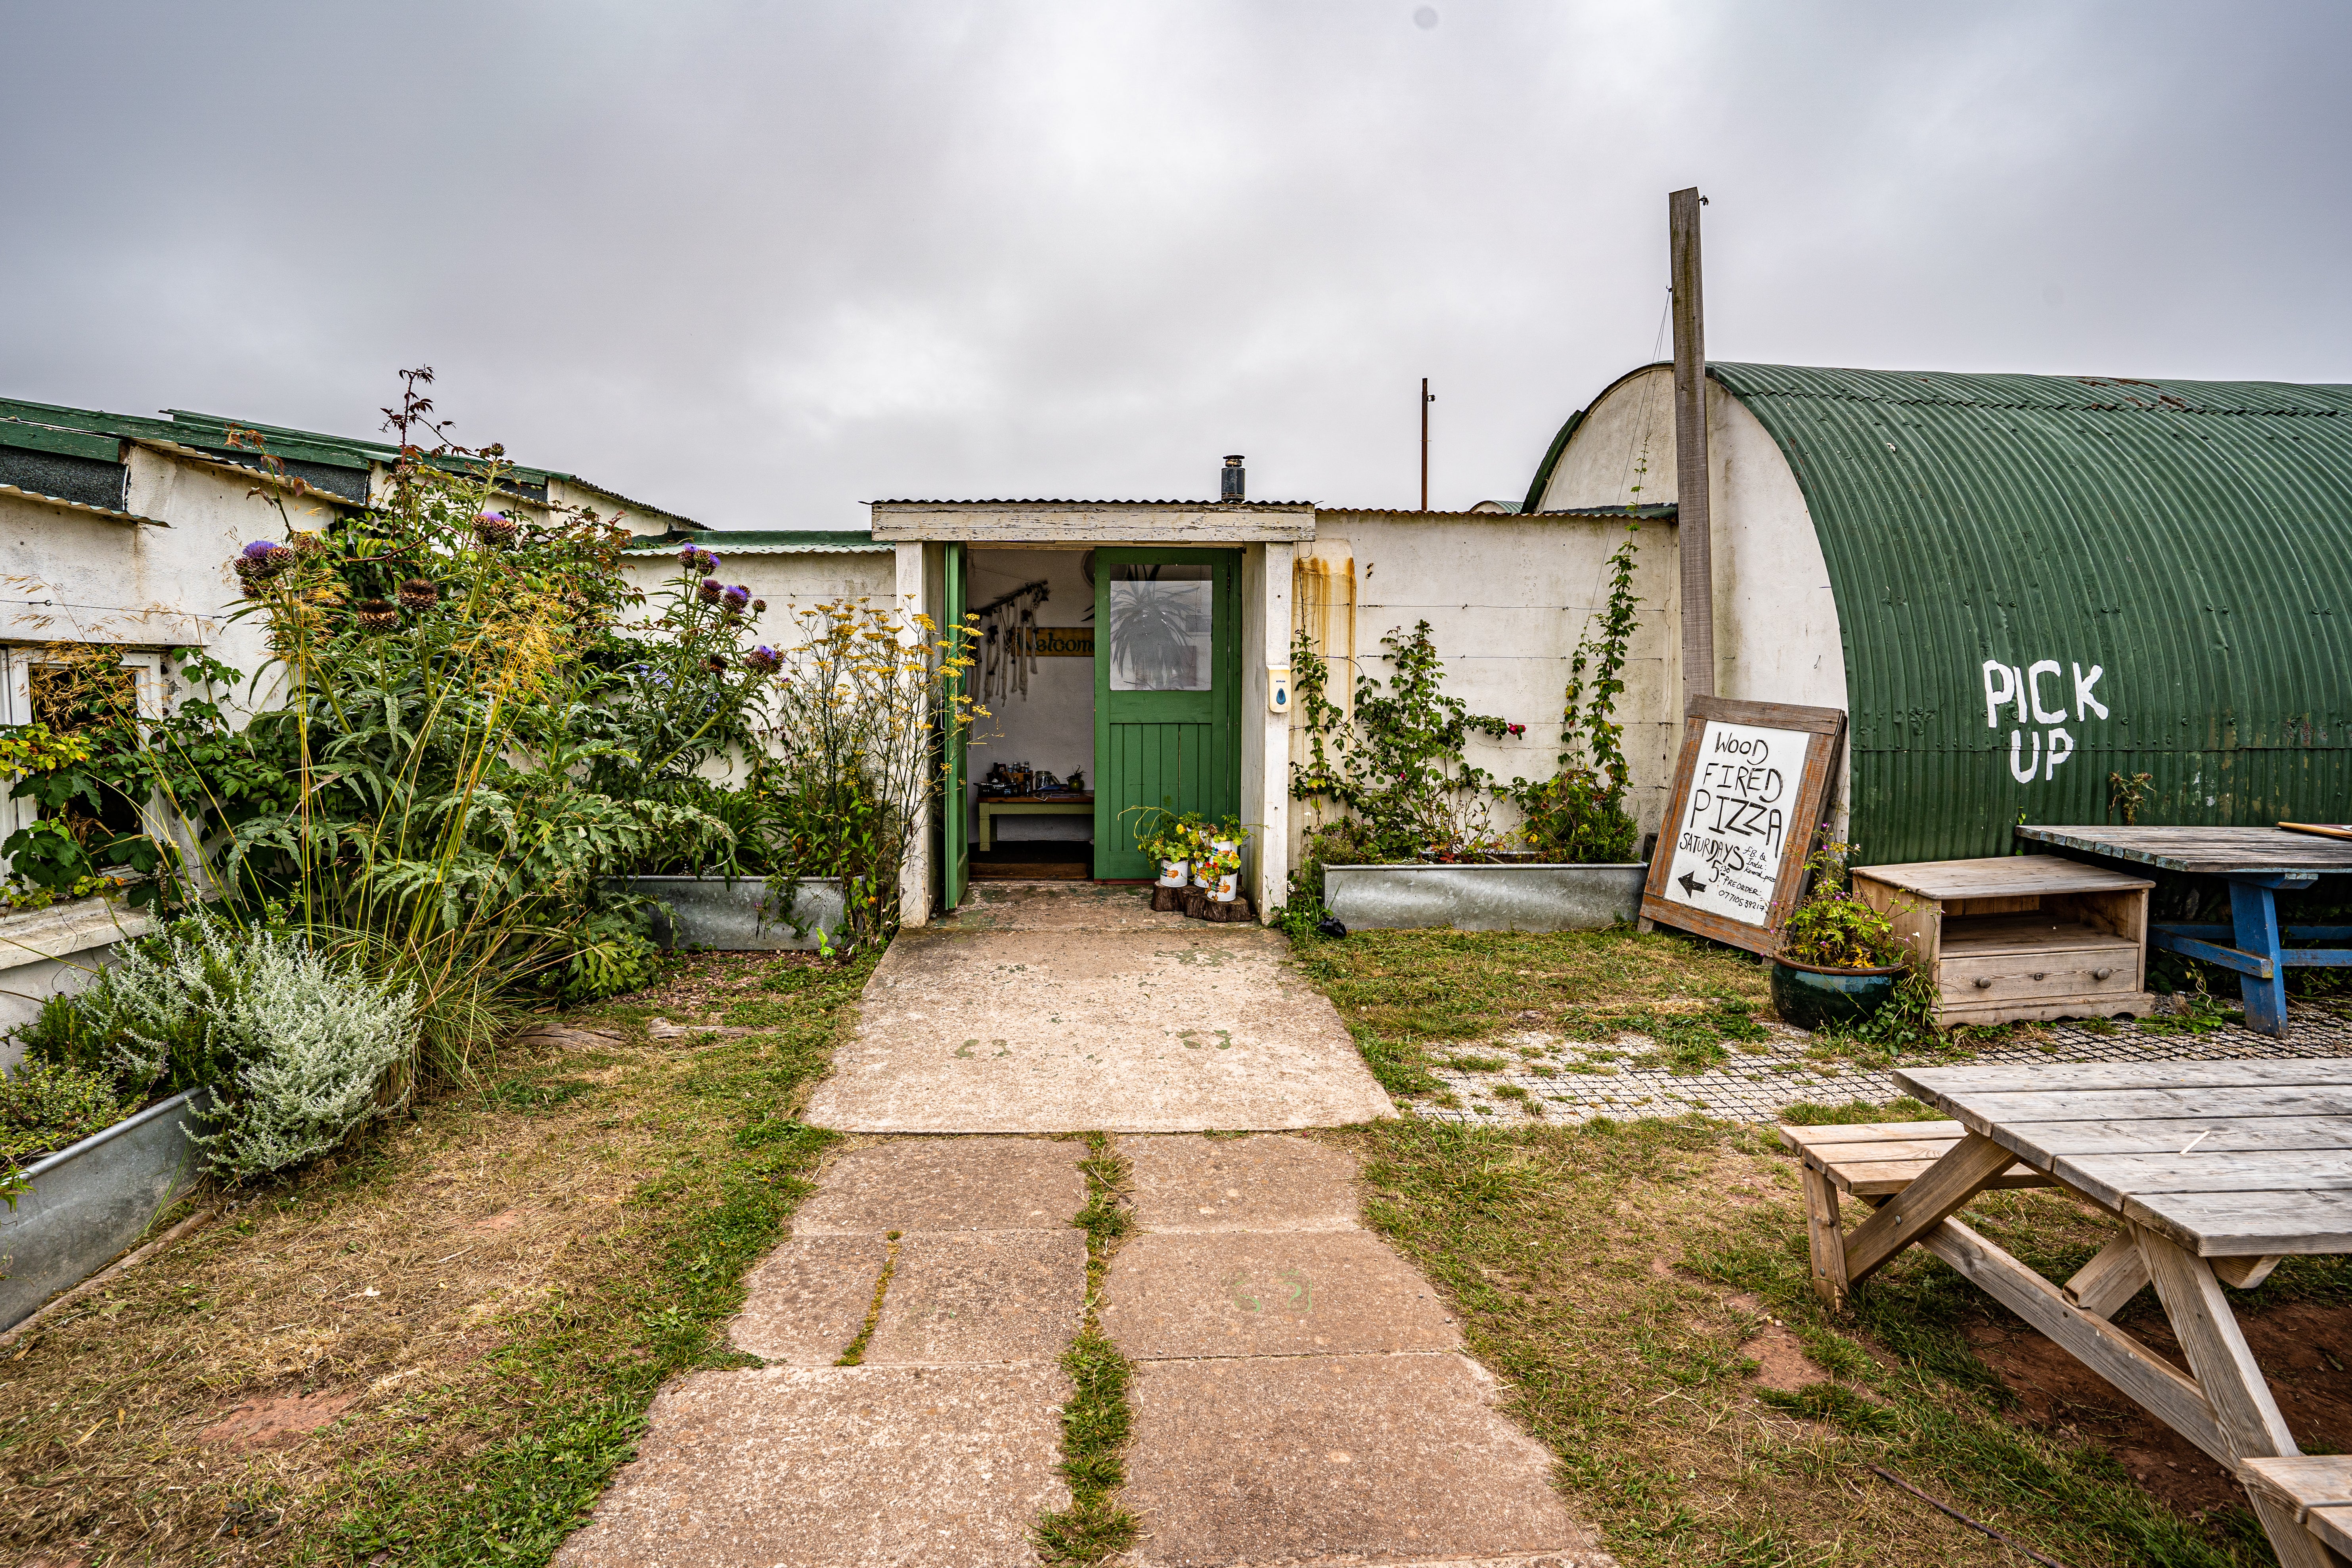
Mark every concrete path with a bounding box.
[561,1132,1611,1568]
[560,886,1607,1567]
[806,883,1393,1133]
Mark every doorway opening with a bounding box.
[964,549,1097,883]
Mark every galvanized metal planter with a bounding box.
[614,876,849,951]
[1322,862,1646,933]
[1,1089,205,1331]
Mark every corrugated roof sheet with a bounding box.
[624,528,888,555]
[1709,360,2352,863]
[872,498,1315,508]
[0,396,699,526]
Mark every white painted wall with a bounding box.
[965,549,1094,839]
[1533,366,1850,831]
[616,547,898,643]
[1298,510,1680,859]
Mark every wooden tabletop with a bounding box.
[1852,854,2152,898]
[1892,1059,2352,1258]
[2015,825,2352,875]
[978,793,1093,804]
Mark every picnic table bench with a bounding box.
[2016,826,2352,1036]
[1782,1058,2352,1568]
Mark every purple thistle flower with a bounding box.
[702,550,722,571]
[697,576,724,604]
[721,583,752,613]
[240,539,281,560]
[746,645,781,674]
[677,544,699,565]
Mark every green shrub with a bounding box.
[25,916,418,1181]
[0,1059,131,1170]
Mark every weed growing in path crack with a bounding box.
[836,1231,901,1365]
[1035,1132,1139,1566]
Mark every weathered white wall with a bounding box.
[1298,510,1680,858]
[616,547,898,641]
[1533,366,1849,829]
[5,448,294,689]
[965,549,1094,839]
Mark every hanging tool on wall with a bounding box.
[973,578,1049,703]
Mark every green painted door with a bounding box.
[1094,548,1241,879]
[942,543,969,911]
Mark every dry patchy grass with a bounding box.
[0,948,868,1566]
[1294,929,2349,1566]
[1292,926,1774,1097]
[1335,1114,2337,1566]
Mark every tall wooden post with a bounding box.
[1420,377,1433,511]
[1670,187,1715,704]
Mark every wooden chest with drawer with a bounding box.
[1847,856,2160,1026]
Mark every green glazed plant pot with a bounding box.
[1770,957,1906,1032]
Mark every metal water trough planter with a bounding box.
[1322,862,1648,932]
[615,875,850,951]
[1,1089,206,1331]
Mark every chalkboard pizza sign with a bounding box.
[1639,695,1848,955]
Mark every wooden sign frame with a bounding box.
[1639,695,1848,956]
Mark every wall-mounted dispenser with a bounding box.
[1268,665,1291,716]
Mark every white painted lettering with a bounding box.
[2044,727,2075,774]
[1983,661,2017,729]
[2073,662,2108,721]
[2009,729,2040,783]
[2028,660,2066,724]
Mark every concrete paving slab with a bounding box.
[1125,1133,1363,1233]
[793,1137,1086,1235]
[867,1230,1089,1365]
[1124,1352,1605,1568]
[729,1235,887,1364]
[806,925,1394,1133]
[1100,1230,1458,1359]
[948,880,1199,932]
[552,1363,1070,1568]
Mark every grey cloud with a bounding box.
[4,1,2347,525]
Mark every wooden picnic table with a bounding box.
[1783,1057,2352,1568]
[2017,826,2352,1036]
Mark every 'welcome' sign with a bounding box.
[1640,697,1847,955]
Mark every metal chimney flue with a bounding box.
[1221,454,1245,503]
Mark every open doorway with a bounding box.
[965,549,1095,881]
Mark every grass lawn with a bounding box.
[0,948,867,1566]
[1302,926,2352,1568]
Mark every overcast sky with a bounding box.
[4,2,2347,525]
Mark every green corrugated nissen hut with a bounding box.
[1526,362,2352,865]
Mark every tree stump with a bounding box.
[1150,885,1187,913]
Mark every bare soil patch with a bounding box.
[1969,1294,2352,1521]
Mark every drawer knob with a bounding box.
[2094,967,2114,980]
[2031,971,2047,982]
[1973,977,1993,990]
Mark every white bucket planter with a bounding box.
[1156,860,1190,889]
[1322,862,1647,932]
[610,876,850,951]
[1,1089,206,1331]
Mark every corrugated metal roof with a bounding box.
[872,498,1315,508]
[623,528,889,555]
[0,482,169,528]
[1709,361,2352,863]
[0,397,699,526]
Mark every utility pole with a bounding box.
[1670,187,1715,706]
[1420,377,1435,511]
